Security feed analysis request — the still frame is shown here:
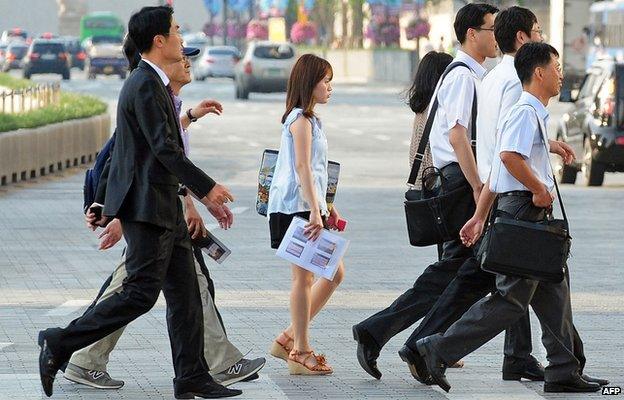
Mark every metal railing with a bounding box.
[0,83,61,114]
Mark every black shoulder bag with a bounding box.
[480,112,571,283]
[404,62,477,246]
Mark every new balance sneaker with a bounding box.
[63,362,124,389]
[212,357,266,387]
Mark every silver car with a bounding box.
[194,46,240,80]
[234,41,297,100]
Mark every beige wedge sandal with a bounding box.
[269,331,293,361]
[287,350,333,375]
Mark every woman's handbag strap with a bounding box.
[408,61,478,185]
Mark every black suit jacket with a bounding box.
[102,60,215,229]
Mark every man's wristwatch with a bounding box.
[186,108,198,123]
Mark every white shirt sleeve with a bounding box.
[496,80,523,131]
[499,107,536,159]
[438,72,475,130]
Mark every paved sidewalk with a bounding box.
[0,166,622,399]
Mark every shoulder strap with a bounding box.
[407,61,478,185]
[532,111,568,223]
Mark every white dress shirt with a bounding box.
[142,58,170,87]
[489,92,554,194]
[476,55,523,183]
[428,50,487,169]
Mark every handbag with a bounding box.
[404,62,477,246]
[480,111,571,283]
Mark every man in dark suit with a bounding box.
[37,6,241,399]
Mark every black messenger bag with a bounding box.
[404,62,476,247]
[480,113,571,283]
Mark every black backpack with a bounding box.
[83,134,115,213]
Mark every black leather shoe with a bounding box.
[352,325,382,380]
[581,374,609,386]
[502,355,544,381]
[38,331,63,397]
[174,381,242,399]
[544,375,601,393]
[398,345,433,384]
[415,338,451,393]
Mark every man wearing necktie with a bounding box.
[37,6,241,399]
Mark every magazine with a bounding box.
[256,149,341,216]
[276,217,349,281]
[192,231,232,264]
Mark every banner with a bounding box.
[268,17,287,42]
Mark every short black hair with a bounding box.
[454,3,499,44]
[407,51,453,113]
[514,42,559,85]
[494,6,537,54]
[128,6,174,54]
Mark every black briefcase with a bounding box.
[403,61,476,247]
[405,167,475,246]
[480,111,571,283]
[480,216,570,283]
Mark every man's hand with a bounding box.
[549,140,576,165]
[192,99,223,118]
[85,203,109,231]
[208,204,234,230]
[98,218,122,250]
[460,215,485,247]
[532,186,554,208]
[202,184,234,208]
[185,200,207,239]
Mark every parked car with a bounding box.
[61,36,87,70]
[194,46,240,80]
[234,41,297,100]
[23,39,70,80]
[557,57,624,186]
[2,42,28,71]
[83,35,128,79]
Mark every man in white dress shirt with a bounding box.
[413,42,607,394]
[402,6,549,382]
[354,3,540,383]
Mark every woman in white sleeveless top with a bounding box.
[267,54,344,375]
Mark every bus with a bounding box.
[80,12,124,42]
[586,1,624,69]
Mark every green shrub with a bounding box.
[0,92,107,133]
[0,73,35,90]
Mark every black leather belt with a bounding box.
[499,190,532,198]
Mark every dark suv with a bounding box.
[23,39,70,80]
[557,58,624,186]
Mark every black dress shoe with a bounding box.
[582,374,609,386]
[502,355,544,381]
[174,381,242,399]
[398,345,433,385]
[415,338,451,393]
[544,375,601,393]
[38,331,63,397]
[352,325,382,380]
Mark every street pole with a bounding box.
[222,0,228,45]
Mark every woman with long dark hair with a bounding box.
[267,54,344,375]
[406,51,453,188]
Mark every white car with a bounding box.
[194,46,240,80]
[234,41,297,100]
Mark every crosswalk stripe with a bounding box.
[374,134,391,141]
[0,343,12,351]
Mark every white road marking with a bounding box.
[248,141,260,147]
[0,343,12,351]
[226,135,243,142]
[347,128,363,136]
[403,140,411,146]
[44,300,91,316]
[374,134,391,141]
